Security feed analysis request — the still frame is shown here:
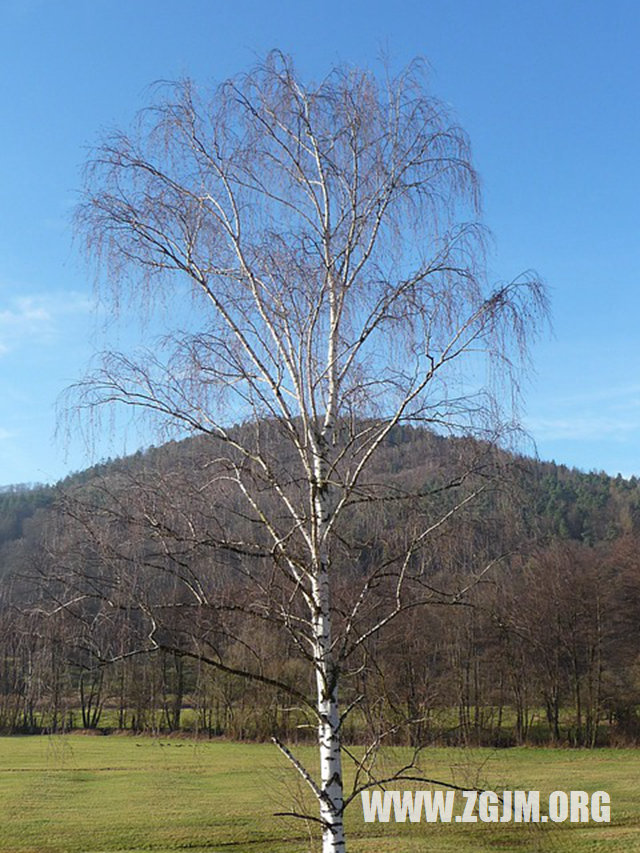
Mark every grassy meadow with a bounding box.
[0,735,638,852]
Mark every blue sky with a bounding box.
[1,0,639,485]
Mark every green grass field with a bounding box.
[0,735,638,852]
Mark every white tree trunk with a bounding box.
[313,569,345,852]
[312,437,345,853]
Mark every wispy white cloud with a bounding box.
[527,382,640,443]
[548,383,640,408]
[528,415,639,441]
[0,290,93,355]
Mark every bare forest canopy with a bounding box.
[1,424,639,747]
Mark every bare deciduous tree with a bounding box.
[68,52,546,852]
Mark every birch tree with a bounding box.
[72,52,546,852]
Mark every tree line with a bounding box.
[1,428,638,748]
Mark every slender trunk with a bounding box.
[312,441,345,853]
[587,592,603,748]
[313,579,345,852]
[118,664,126,729]
[572,647,582,747]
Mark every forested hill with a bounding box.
[0,483,55,550]
[2,428,640,747]
[532,462,640,542]
[1,429,640,568]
